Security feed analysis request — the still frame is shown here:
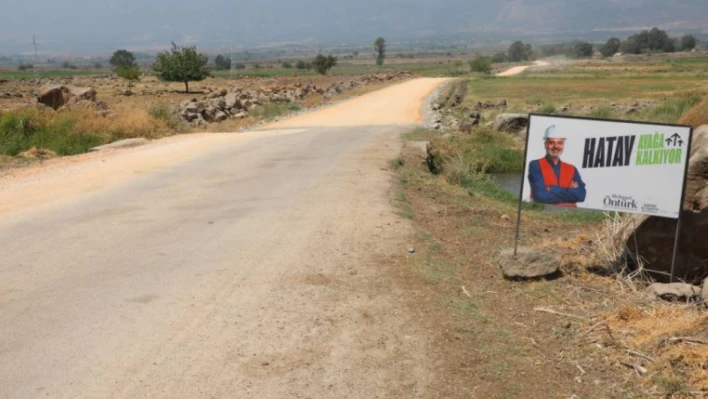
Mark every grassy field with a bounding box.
[0,70,105,80]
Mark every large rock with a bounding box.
[494,114,528,133]
[224,92,241,109]
[623,125,708,283]
[646,283,701,301]
[68,86,96,101]
[498,248,559,279]
[702,278,708,302]
[37,84,71,109]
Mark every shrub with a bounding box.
[469,57,492,74]
[312,54,337,75]
[282,61,292,69]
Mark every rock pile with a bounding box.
[177,72,413,126]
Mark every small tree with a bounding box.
[312,54,337,75]
[110,49,137,69]
[374,37,386,66]
[600,37,621,57]
[507,41,529,62]
[282,61,293,69]
[681,35,696,51]
[116,66,141,94]
[573,42,594,58]
[93,62,103,69]
[469,57,492,74]
[353,50,360,57]
[214,55,231,71]
[152,42,210,93]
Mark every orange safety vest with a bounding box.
[536,157,577,208]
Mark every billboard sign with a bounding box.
[520,114,693,219]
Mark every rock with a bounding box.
[494,114,529,133]
[623,125,708,283]
[408,247,415,254]
[68,86,96,101]
[233,111,248,119]
[703,278,708,302]
[37,84,71,109]
[214,110,228,122]
[433,123,441,130]
[224,92,241,109]
[498,248,559,279]
[646,283,701,300]
[496,99,507,107]
[625,107,638,115]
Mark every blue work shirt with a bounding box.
[528,156,587,204]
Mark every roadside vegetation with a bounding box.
[391,57,708,396]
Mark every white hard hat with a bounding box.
[543,125,565,140]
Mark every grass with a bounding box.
[0,70,103,80]
[251,102,302,120]
[0,107,174,157]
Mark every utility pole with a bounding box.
[230,44,234,78]
[32,35,39,79]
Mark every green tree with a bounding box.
[116,66,141,94]
[600,37,621,57]
[312,54,337,75]
[152,42,210,93]
[110,49,137,69]
[374,37,386,66]
[93,62,103,69]
[620,37,641,54]
[507,41,529,62]
[295,60,308,70]
[573,42,594,58]
[492,52,507,63]
[214,54,231,71]
[681,35,696,51]
[469,57,491,74]
[282,61,293,69]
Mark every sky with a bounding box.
[1,0,705,55]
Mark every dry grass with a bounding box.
[679,97,708,128]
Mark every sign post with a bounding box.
[514,114,693,280]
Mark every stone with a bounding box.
[224,92,241,109]
[498,248,559,279]
[37,84,71,109]
[214,110,228,122]
[68,86,96,101]
[703,278,708,302]
[233,112,248,119]
[623,125,708,283]
[494,114,529,133]
[646,283,701,300]
[496,99,507,107]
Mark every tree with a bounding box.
[492,52,507,63]
[573,42,594,58]
[452,60,463,69]
[93,62,103,69]
[152,42,210,93]
[116,66,141,94]
[282,61,293,69]
[295,60,308,70]
[620,37,641,54]
[110,49,137,69]
[508,41,530,62]
[600,37,621,57]
[469,57,492,74]
[374,37,386,66]
[353,50,360,57]
[312,54,337,75]
[214,55,231,71]
[681,35,696,51]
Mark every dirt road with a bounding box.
[0,78,446,398]
[496,60,550,77]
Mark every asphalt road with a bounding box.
[0,78,445,398]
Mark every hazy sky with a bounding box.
[1,0,705,55]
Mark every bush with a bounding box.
[149,105,187,132]
[573,42,594,58]
[538,103,556,114]
[17,64,33,71]
[681,35,697,51]
[492,52,507,63]
[312,54,337,75]
[282,61,292,69]
[233,63,246,70]
[600,38,621,57]
[469,57,492,74]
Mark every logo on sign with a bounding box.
[603,194,638,210]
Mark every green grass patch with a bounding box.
[0,111,105,156]
[0,70,103,80]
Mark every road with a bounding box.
[0,78,446,399]
[496,60,550,77]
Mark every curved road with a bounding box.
[496,60,550,77]
[0,78,445,399]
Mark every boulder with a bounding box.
[68,86,96,101]
[37,84,71,109]
[623,125,708,283]
[703,278,708,302]
[494,114,528,133]
[498,248,560,279]
[214,110,228,122]
[224,92,241,109]
[646,283,701,301]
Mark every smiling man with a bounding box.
[528,125,587,207]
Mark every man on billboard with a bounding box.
[528,125,586,207]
